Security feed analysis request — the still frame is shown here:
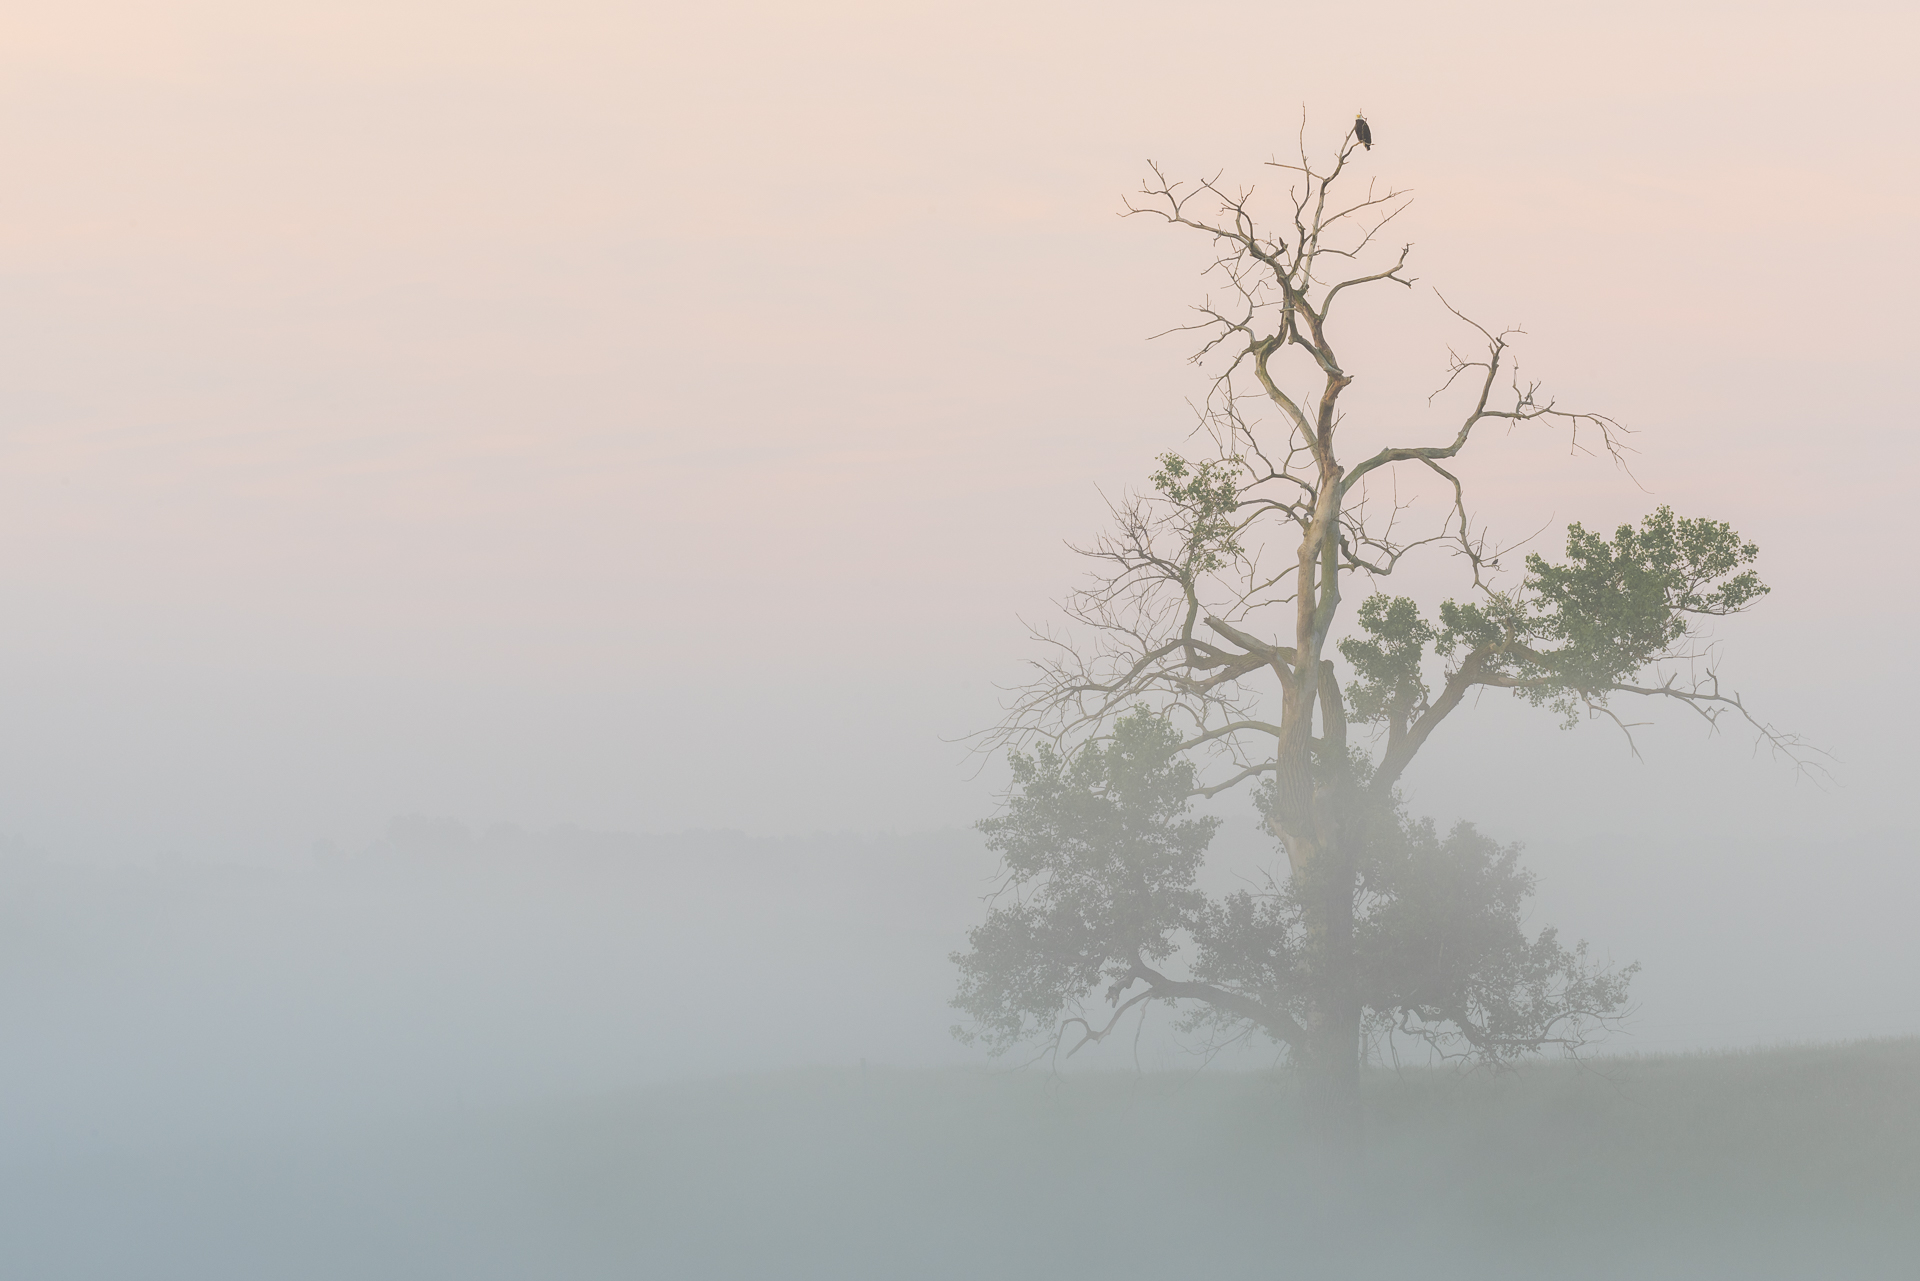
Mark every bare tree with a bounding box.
[954,120,1811,1138]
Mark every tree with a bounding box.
[953,123,1808,1138]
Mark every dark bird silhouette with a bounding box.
[1354,114,1372,150]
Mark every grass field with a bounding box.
[6,1038,1915,1279]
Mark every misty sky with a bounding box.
[3,0,1918,1061]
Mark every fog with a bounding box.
[3,0,1918,1275]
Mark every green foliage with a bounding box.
[955,714,1631,1062]
[953,708,1217,1053]
[1517,505,1766,700]
[1340,508,1768,728]
[1337,595,1434,725]
[1150,452,1243,574]
[1189,810,1633,1060]
[1433,591,1522,658]
[1352,818,1637,1060]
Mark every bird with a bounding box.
[1354,113,1372,150]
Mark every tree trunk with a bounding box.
[1295,836,1362,1148]
[1265,819,1363,1143]
[1300,995,1362,1146]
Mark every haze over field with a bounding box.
[1,3,1918,1274]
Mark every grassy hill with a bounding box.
[6,1038,1915,1280]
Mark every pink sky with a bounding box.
[1,0,1914,850]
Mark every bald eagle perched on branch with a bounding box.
[1354,113,1373,150]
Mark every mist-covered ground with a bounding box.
[3,826,1915,1278]
[4,1040,1914,1280]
